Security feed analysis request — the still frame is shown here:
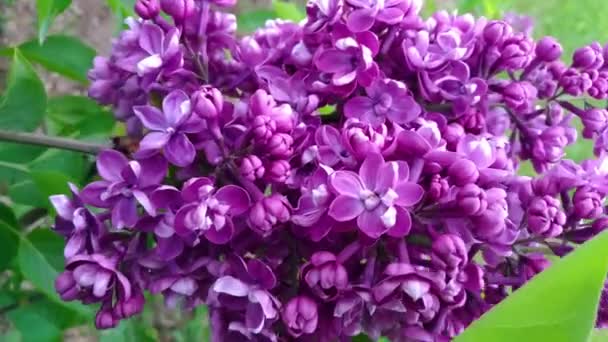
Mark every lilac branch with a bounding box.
[0,129,108,154]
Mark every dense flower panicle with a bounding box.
[54,0,608,339]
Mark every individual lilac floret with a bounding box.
[80,150,167,229]
[173,177,250,244]
[211,256,280,334]
[315,31,379,88]
[527,195,566,237]
[114,22,183,86]
[328,153,424,239]
[301,251,349,301]
[344,79,421,126]
[282,295,319,337]
[134,90,204,166]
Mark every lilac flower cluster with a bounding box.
[52,0,608,339]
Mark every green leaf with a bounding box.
[237,9,276,33]
[8,303,63,342]
[26,229,65,271]
[36,0,72,43]
[31,171,74,200]
[0,49,47,132]
[455,231,608,342]
[19,35,96,83]
[0,220,19,272]
[273,0,306,21]
[29,148,89,183]
[46,95,115,138]
[591,329,608,342]
[100,317,158,342]
[9,180,47,208]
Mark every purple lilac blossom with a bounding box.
[51,0,608,339]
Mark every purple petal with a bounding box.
[150,186,182,211]
[204,219,234,245]
[387,207,412,238]
[315,50,353,73]
[133,105,168,131]
[138,132,171,153]
[139,22,163,55]
[64,233,85,259]
[246,303,265,333]
[375,161,398,194]
[80,181,111,207]
[137,154,168,187]
[181,177,214,203]
[213,276,250,297]
[347,9,376,33]
[97,150,129,182]
[112,197,138,229]
[357,210,387,238]
[162,90,192,128]
[329,171,363,197]
[376,7,404,24]
[93,271,112,297]
[165,133,196,167]
[344,96,374,120]
[173,203,198,236]
[50,194,74,220]
[216,185,251,215]
[360,153,384,190]
[170,277,198,296]
[394,182,424,207]
[248,259,277,290]
[328,195,365,221]
[133,190,155,216]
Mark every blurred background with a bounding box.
[1,0,607,340]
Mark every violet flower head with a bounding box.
[134,90,203,166]
[328,153,424,239]
[344,79,421,126]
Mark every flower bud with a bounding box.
[483,20,512,45]
[443,123,464,150]
[266,133,294,158]
[192,87,223,119]
[431,234,467,273]
[266,160,291,183]
[499,34,534,70]
[427,174,449,202]
[573,186,603,219]
[456,184,487,216]
[535,36,562,62]
[95,306,118,329]
[248,194,291,235]
[240,155,265,181]
[252,115,276,143]
[527,195,565,237]
[560,67,594,96]
[55,271,79,301]
[503,81,537,112]
[301,252,348,301]
[135,0,160,19]
[448,159,479,186]
[160,0,194,24]
[581,108,608,137]
[282,296,318,337]
[573,42,604,70]
[114,289,145,319]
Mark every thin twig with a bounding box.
[0,129,108,154]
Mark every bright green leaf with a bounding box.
[591,329,608,342]
[29,149,89,183]
[9,180,47,208]
[455,231,608,342]
[19,35,96,83]
[273,0,306,21]
[36,0,72,43]
[0,49,47,132]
